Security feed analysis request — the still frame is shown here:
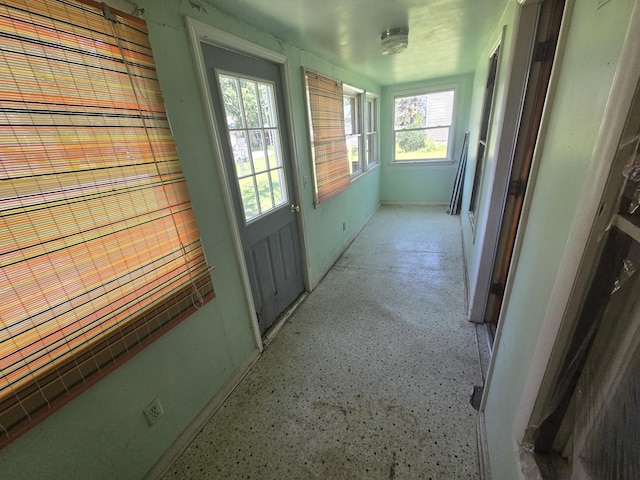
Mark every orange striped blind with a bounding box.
[0,0,214,445]
[303,69,350,204]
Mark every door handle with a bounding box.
[290,204,300,213]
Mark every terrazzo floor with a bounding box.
[162,205,485,479]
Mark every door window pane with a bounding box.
[238,176,259,221]
[218,74,288,222]
[219,75,244,129]
[230,130,251,177]
[250,130,267,172]
[258,83,276,127]
[240,79,260,128]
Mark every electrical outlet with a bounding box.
[342,222,346,231]
[143,398,164,426]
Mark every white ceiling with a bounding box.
[201,0,509,86]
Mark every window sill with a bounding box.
[351,162,380,182]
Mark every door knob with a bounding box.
[290,204,300,213]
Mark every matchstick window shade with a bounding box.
[303,69,350,205]
[0,0,214,445]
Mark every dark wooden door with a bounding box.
[202,43,304,336]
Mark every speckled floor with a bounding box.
[162,205,484,479]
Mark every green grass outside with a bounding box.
[395,144,448,161]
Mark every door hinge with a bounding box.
[490,282,505,297]
[533,39,552,63]
[508,179,526,197]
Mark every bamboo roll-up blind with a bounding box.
[0,0,214,445]
[303,69,350,204]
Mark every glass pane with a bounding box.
[426,91,454,128]
[367,133,378,165]
[255,172,274,213]
[270,169,286,206]
[394,94,427,130]
[218,75,244,129]
[424,128,449,158]
[343,96,355,135]
[395,128,449,161]
[240,80,260,128]
[238,176,259,221]
[258,83,276,127]
[264,129,282,168]
[346,134,360,174]
[229,131,251,177]
[366,100,376,133]
[248,130,267,172]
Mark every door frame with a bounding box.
[467,2,542,324]
[185,17,311,351]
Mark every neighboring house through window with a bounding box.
[393,88,455,162]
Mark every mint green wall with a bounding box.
[282,49,382,285]
[477,1,636,478]
[380,74,474,204]
[0,1,380,478]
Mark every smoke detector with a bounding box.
[380,28,409,55]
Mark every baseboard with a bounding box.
[380,201,448,206]
[477,412,492,480]
[310,204,380,290]
[143,348,261,480]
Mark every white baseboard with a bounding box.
[477,412,492,480]
[380,201,448,206]
[143,348,261,479]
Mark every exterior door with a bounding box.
[202,43,304,336]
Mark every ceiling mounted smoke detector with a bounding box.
[380,28,409,55]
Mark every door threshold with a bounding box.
[262,292,309,349]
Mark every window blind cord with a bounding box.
[108,19,205,309]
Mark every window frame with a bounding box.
[391,85,458,164]
[343,84,364,178]
[365,93,380,167]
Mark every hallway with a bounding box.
[161,205,485,479]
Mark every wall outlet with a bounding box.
[143,398,164,426]
[342,222,346,231]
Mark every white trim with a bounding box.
[187,18,286,64]
[381,201,449,206]
[511,0,640,447]
[185,17,263,351]
[281,60,313,292]
[477,412,492,480]
[143,348,261,479]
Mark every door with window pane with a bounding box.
[202,44,304,336]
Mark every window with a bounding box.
[469,47,500,219]
[217,74,287,222]
[0,0,213,445]
[365,94,379,166]
[343,87,362,176]
[393,89,455,162]
[303,69,350,205]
